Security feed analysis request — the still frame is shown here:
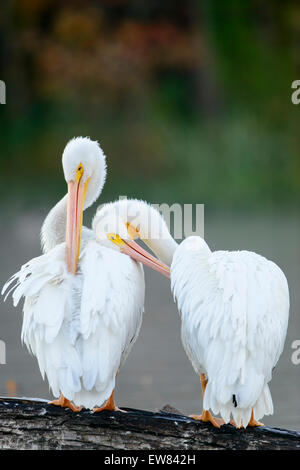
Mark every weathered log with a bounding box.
[0,397,299,450]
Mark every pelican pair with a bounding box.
[3,137,289,427]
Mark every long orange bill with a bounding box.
[66,180,85,274]
[120,239,170,279]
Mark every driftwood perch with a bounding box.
[0,397,299,450]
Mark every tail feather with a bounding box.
[72,377,115,409]
[253,384,273,420]
[204,379,274,427]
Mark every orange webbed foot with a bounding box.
[92,389,126,413]
[247,410,264,427]
[93,405,126,413]
[48,394,82,413]
[190,410,224,428]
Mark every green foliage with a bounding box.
[0,0,299,210]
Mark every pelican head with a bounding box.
[93,199,170,278]
[63,137,107,274]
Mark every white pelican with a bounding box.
[2,139,169,412]
[105,205,290,429]
[170,236,290,428]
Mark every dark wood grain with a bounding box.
[0,397,299,450]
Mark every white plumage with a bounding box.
[171,236,290,427]
[1,132,290,424]
[2,138,145,410]
[3,239,144,409]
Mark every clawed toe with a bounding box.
[189,411,224,428]
[48,395,82,412]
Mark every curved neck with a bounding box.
[143,236,178,266]
[41,143,106,254]
[142,233,178,267]
[121,199,179,265]
[41,195,68,253]
[41,161,105,254]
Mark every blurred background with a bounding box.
[0,0,299,429]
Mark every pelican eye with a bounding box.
[107,233,117,242]
[126,222,140,240]
[76,163,84,182]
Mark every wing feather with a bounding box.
[3,239,145,409]
[72,240,145,408]
[2,243,83,400]
[171,236,289,426]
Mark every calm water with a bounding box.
[0,208,299,430]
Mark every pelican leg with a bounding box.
[189,374,224,428]
[93,389,126,413]
[48,393,82,412]
[247,409,264,427]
